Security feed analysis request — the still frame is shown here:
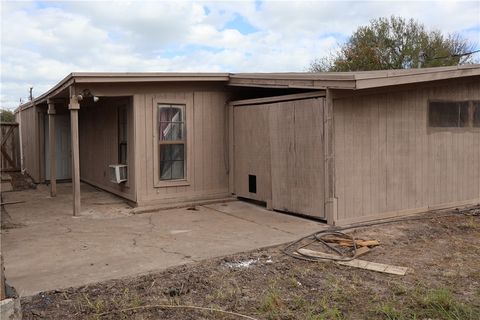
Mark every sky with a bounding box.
[1,0,479,109]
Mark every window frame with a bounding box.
[152,96,193,188]
[118,104,128,165]
[427,99,480,131]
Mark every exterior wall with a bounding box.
[133,85,230,206]
[333,78,480,225]
[17,105,41,182]
[79,97,135,201]
[234,105,272,203]
[233,98,326,219]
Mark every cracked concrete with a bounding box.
[1,183,326,296]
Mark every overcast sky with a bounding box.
[1,0,479,109]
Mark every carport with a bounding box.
[1,183,324,296]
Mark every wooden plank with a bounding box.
[337,259,409,276]
[231,91,326,106]
[297,248,342,260]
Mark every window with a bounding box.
[429,100,480,128]
[474,101,480,127]
[158,104,185,180]
[118,105,127,164]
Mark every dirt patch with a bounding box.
[21,211,480,319]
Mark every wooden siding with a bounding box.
[333,79,480,224]
[234,98,325,218]
[18,105,41,182]
[234,105,272,203]
[79,97,135,201]
[0,123,21,172]
[134,87,229,206]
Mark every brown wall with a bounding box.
[133,86,230,206]
[79,97,135,201]
[234,98,326,219]
[333,78,480,225]
[18,105,41,182]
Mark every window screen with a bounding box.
[118,105,128,164]
[474,101,480,127]
[429,101,469,127]
[158,104,186,180]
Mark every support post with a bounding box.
[69,87,81,216]
[47,99,56,197]
[324,89,338,225]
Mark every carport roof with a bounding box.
[16,64,480,111]
[231,64,480,90]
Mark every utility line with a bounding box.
[430,49,480,60]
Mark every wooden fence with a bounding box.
[1,122,21,172]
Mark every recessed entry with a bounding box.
[248,175,257,194]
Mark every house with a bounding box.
[15,65,480,225]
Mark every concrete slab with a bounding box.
[1,183,326,296]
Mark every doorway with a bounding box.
[233,97,326,219]
[45,114,72,180]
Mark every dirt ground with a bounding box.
[21,209,480,320]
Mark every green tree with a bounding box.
[0,109,16,123]
[309,16,477,72]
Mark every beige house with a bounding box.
[15,65,480,225]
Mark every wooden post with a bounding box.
[47,99,56,197]
[69,87,81,216]
[324,89,338,225]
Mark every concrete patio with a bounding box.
[1,183,325,296]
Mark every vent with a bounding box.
[248,175,256,194]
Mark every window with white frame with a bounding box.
[158,104,186,180]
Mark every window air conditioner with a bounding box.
[109,164,128,183]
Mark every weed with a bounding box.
[464,216,479,229]
[375,302,402,320]
[420,288,478,320]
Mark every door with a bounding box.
[233,97,325,219]
[269,99,325,218]
[45,114,72,180]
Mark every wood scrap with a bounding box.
[298,246,370,260]
[321,235,380,247]
[298,248,342,260]
[353,246,370,258]
[337,259,409,276]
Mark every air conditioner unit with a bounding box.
[109,164,128,183]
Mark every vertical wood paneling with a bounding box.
[234,104,272,202]
[135,87,229,205]
[78,97,135,201]
[18,106,40,182]
[234,98,325,218]
[334,79,480,223]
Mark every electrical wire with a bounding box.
[430,49,480,60]
[282,207,478,262]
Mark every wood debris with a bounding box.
[337,259,409,276]
[320,235,380,247]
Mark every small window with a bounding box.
[428,101,469,127]
[158,104,186,180]
[118,105,127,164]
